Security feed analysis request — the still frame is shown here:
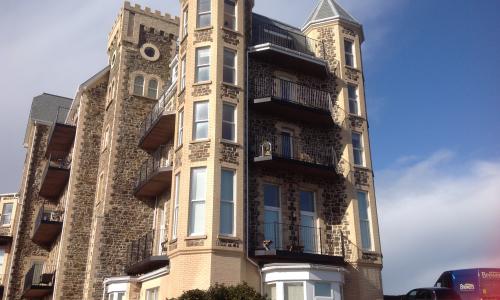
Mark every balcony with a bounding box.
[31,206,63,248]
[126,230,168,275]
[0,222,13,245]
[253,133,341,177]
[252,222,345,266]
[251,77,333,125]
[22,264,55,298]
[45,122,76,160]
[134,145,173,198]
[249,21,328,77]
[138,87,177,153]
[39,156,70,200]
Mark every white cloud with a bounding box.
[378,151,500,294]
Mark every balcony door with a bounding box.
[275,74,296,102]
[263,184,281,250]
[156,203,166,256]
[300,191,317,253]
[280,130,293,159]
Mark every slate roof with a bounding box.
[29,93,73,124]
[303,0,361,30]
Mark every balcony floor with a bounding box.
[253,155,339,178]
[134,166,173,198]
[126,255,169,276]
[249,44,329,78]
[253,97,333,126]
[32,221,63,248]
[139,111,175,153]
[252,249,345,266]
[39,166,70,200]
[22,285,53,298]
[46,123,76,159]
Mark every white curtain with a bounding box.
[285,283,304,300]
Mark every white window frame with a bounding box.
[344,39,355,68]
[177,109,184,147]
[223,0,237,31]
[223,48,237,85]
[348,84,359,115]
[182,6,189,39]
[357,191,373,251]
[180,57,186,91]
[197,0,211,28]
[195,47,210,83]
[263,184,282,249]
[222,103,236,142]
[172,173,180,240]
[145,287,159,300]
[189,167,207,236]
[133,75,145,96]
[193,101,209,140]
[220,168,235,236]
[1,203,13,226]
[284,282,306,300]
[299,191,318,254]
[352,132,364,166]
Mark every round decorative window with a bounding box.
[140,43,160,62]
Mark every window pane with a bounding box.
[222,104,235,141]
[266,284,277,300]
[224,0,236,30]
[224,49,236,68]
[220,201,234,235]
[191,168,207,200]
[117,293,125,300]
[197,48,210,65]
[222,123,235,141]
[195,122,208,140]
[133,76,144,95]
[344,40,353,53]
[264,184,279,207]
[357,192,369,219]
[223,67,235,84]
[198,13,211,28]
[190,168,206,235]
[352,133,362,149]
[148,79,158,98]
[300,191,314,212]
[221,170,234,201]
[177,110,184,146]
[190,201,205,235]
[315,282,331,297]
[357,191,372,250]
[198,0,210,12]
[349,100,359,115]
[348,85,357,99]
[195,102,208,121]
[196,66,210,82]
[285,283,304,300]
[223,104,235,122]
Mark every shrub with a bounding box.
[173,283,267,300]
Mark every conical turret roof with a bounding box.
[303,0,361,31]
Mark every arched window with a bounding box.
[133,75,145,96]
[147,79,159,98]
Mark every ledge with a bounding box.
[219,139,241,147]
[192,81,212,87]
[185,235,207,241]
[345,65,361,72]
[190,139,210,145]
[194,26,214,32]
[217,234,240,241]
[221,27,243,36]
[221,82,242,90]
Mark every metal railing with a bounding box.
[127,230,155,268]
[34,206,63,233]
[138,85,177,140]
[254,222,345,257]
[253,133,337,168]
[252,77,332,112]
[252,22,325,59]
[135,145,174,191]
[23,264,55,291]
[47,153,71,170]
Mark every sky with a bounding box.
[1,0,499,295]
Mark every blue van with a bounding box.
[435,269,500,300]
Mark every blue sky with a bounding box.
[0,0,499,295]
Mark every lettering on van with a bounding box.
[481,272,500,280]
[460,283,475,292]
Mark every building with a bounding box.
[6,0,383,299]
[0,193,19,299]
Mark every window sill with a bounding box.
[190,138,210,145]
[221,82,242,90]
[221,27,242,36]
[217,234,240,241]
[219,139,240,147]
[345,65,361,72]
[132,93,157,102]
[185,235,207,241]
[1,224,11,228]
[353,165,371,171]
[193,80,212,87]
[195,26,213,32]
[348,113,365,120]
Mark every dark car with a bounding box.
[405,288,461,300]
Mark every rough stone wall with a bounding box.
[7,125,50,300]
[58,80,107,300]
[87,24,175,299]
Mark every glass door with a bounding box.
[300,191,317,253]
[281,131,293,159]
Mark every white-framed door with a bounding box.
[299,191,317,253]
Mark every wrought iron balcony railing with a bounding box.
[252,22,325,59]
[138,85,176,140]
[125,229,168,275]
[127,230,155,268]
[253,133,338,169]
[34,206,63,232]
[253,222,345,257]
[23,263,55,292]
[135,145,174,192]
[252,77,332,112]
